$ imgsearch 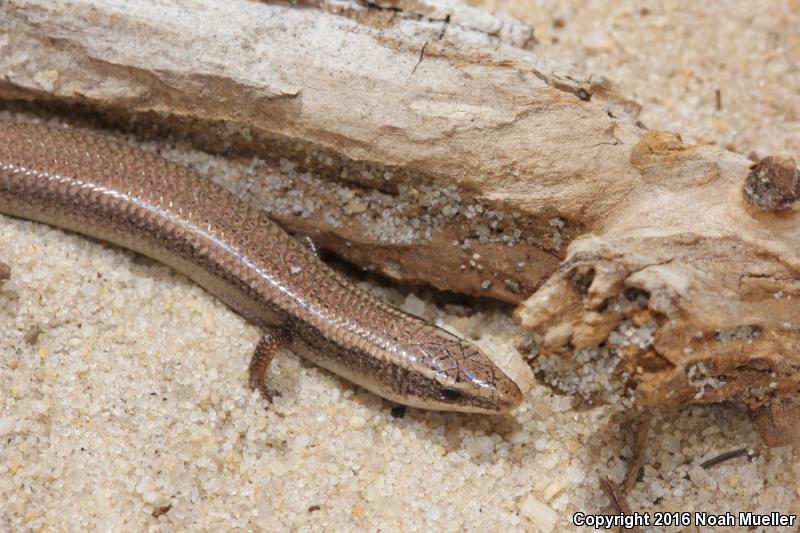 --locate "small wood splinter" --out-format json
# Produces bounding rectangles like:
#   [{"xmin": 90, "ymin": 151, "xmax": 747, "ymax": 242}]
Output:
[
  {"xmin": 597, "ymin": 416, "xmax": 650, "ymax": 533},
  {"xmin": 623, "ymin": 416, "xmax": 651, "ymax": 493},
  {"xmin": 599, "ymin": 476, "xmax": 641, "ymax": 533},
  {"xmin": 248, "ymin": 326, "xmax": 293, "ymax": 401},
  {"xmin": 700, "ymin": 448, "xmax": 751, "ymax": 469}
]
